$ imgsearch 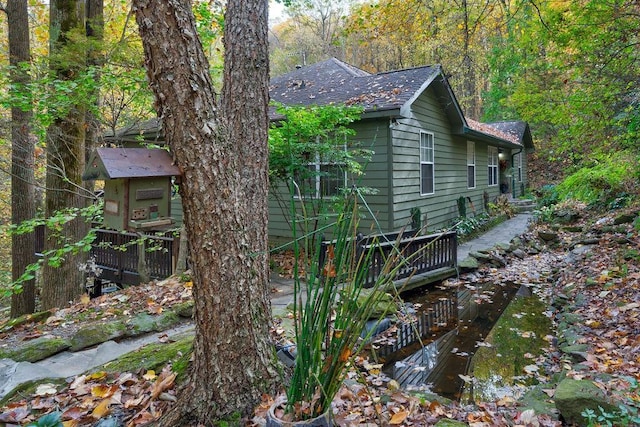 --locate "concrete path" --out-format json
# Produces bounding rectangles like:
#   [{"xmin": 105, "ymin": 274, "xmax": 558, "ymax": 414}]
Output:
[{"xmin": 0, "ymin": 213, "xmax": 532, "ymax": 400}]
